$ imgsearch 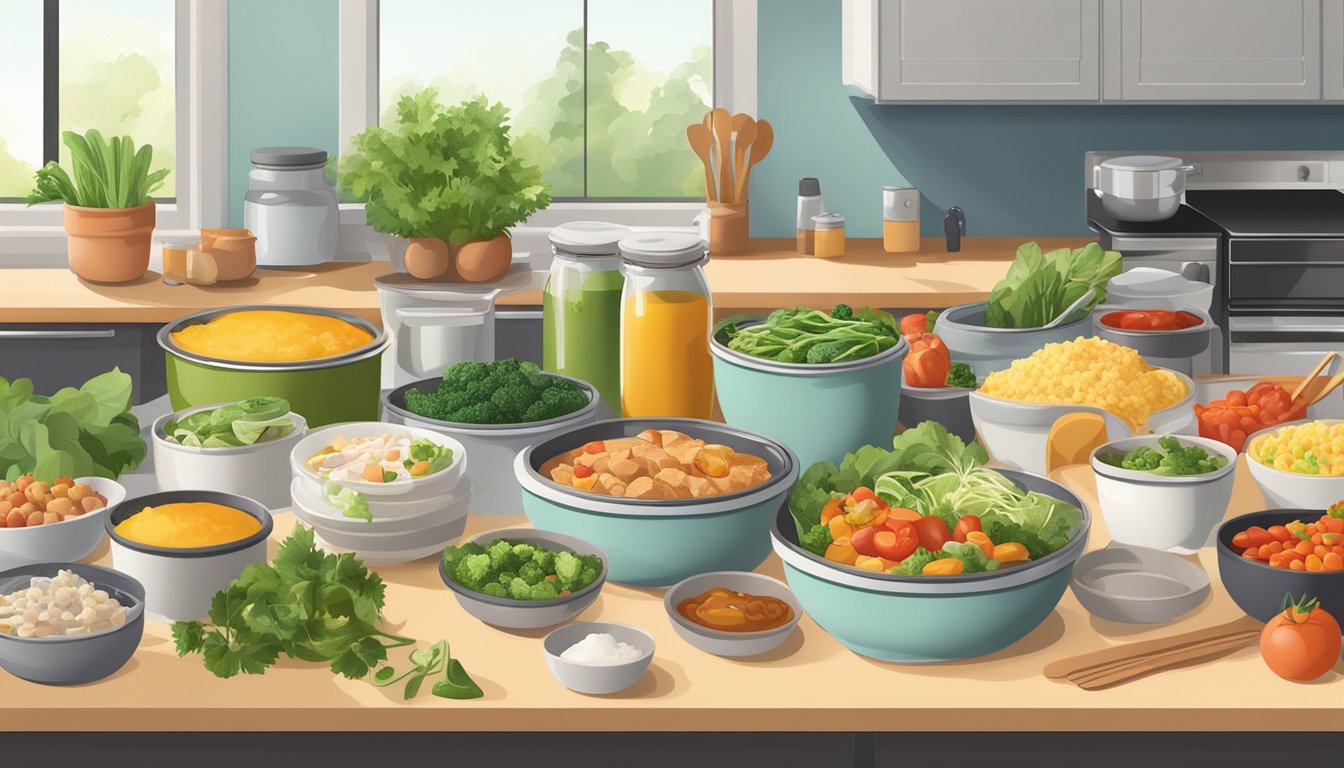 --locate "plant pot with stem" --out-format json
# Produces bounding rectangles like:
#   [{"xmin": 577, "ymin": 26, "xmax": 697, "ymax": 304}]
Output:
[{"xmin": 28, "ymin": 130, "xmax": 169, "ymax": 284}]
